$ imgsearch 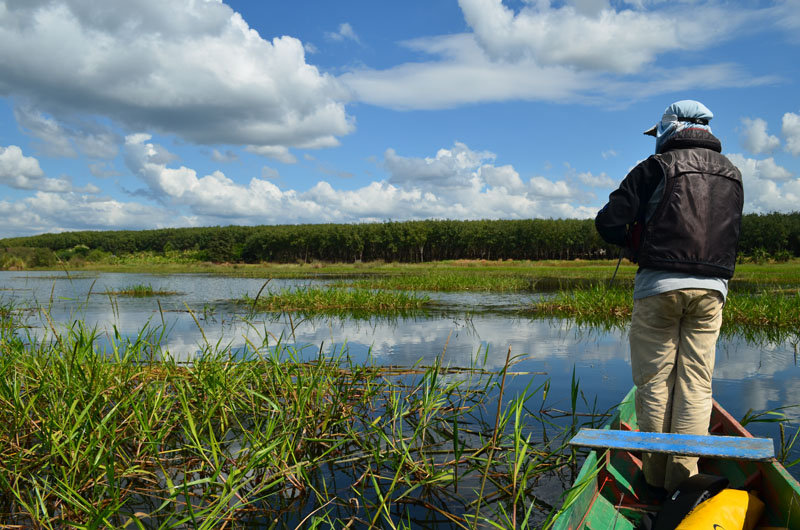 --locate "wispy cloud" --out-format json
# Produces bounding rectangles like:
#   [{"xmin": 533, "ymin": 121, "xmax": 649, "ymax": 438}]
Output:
[
  {"xmin": 326, "ymin": 22, "xmax": 361, "ymax": 44},
  {"xmin": 601, "ymin": 149, "xmax": 618, "ymax": 159},
  {"xmin": 211, "ymin": 149, "xmax": 240, "ymax": 163},
  {"xmin": 341, "ymin": 1, "xmax": 776, "ymax": 110}
]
